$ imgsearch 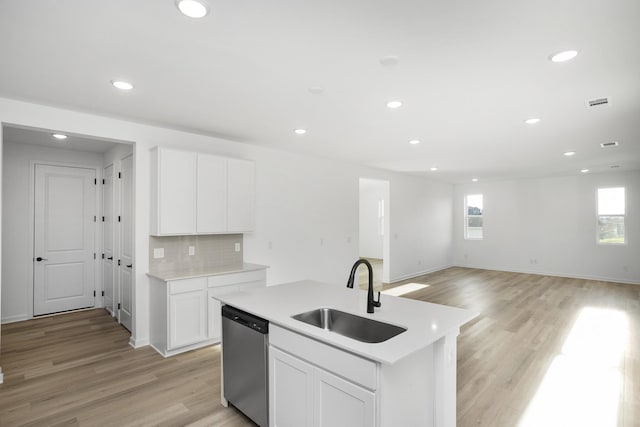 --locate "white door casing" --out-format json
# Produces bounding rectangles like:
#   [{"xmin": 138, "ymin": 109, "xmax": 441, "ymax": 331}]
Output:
[
  {"xmin": 33, "ymin": 164, "xmax": 97, "ymax": 316},
  {"xmin": 102, "ymin": 164, "xmax": 115, "ymax": 315},
  {"xmin": 118, "ymin": 154, "xmax": 133, "ymax": 331}
]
